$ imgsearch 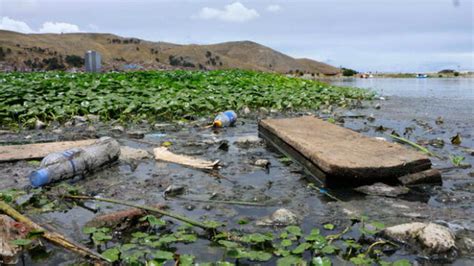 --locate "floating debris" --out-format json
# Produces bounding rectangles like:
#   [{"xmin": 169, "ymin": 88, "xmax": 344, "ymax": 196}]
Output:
[
  {"xmin": 450, "ymin": 133, "xmax": 462, "ymax": 145},
  {"xmin": 163, "ymin": 185, "xmax": 185, "ymax": 198},
  {"xmin": 153, "ymin": 147, "xmax": 219, "ymax": 170},
  {"xmin": 254, "ymin": 159, "xmax": 270, "ymax": 168}
]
